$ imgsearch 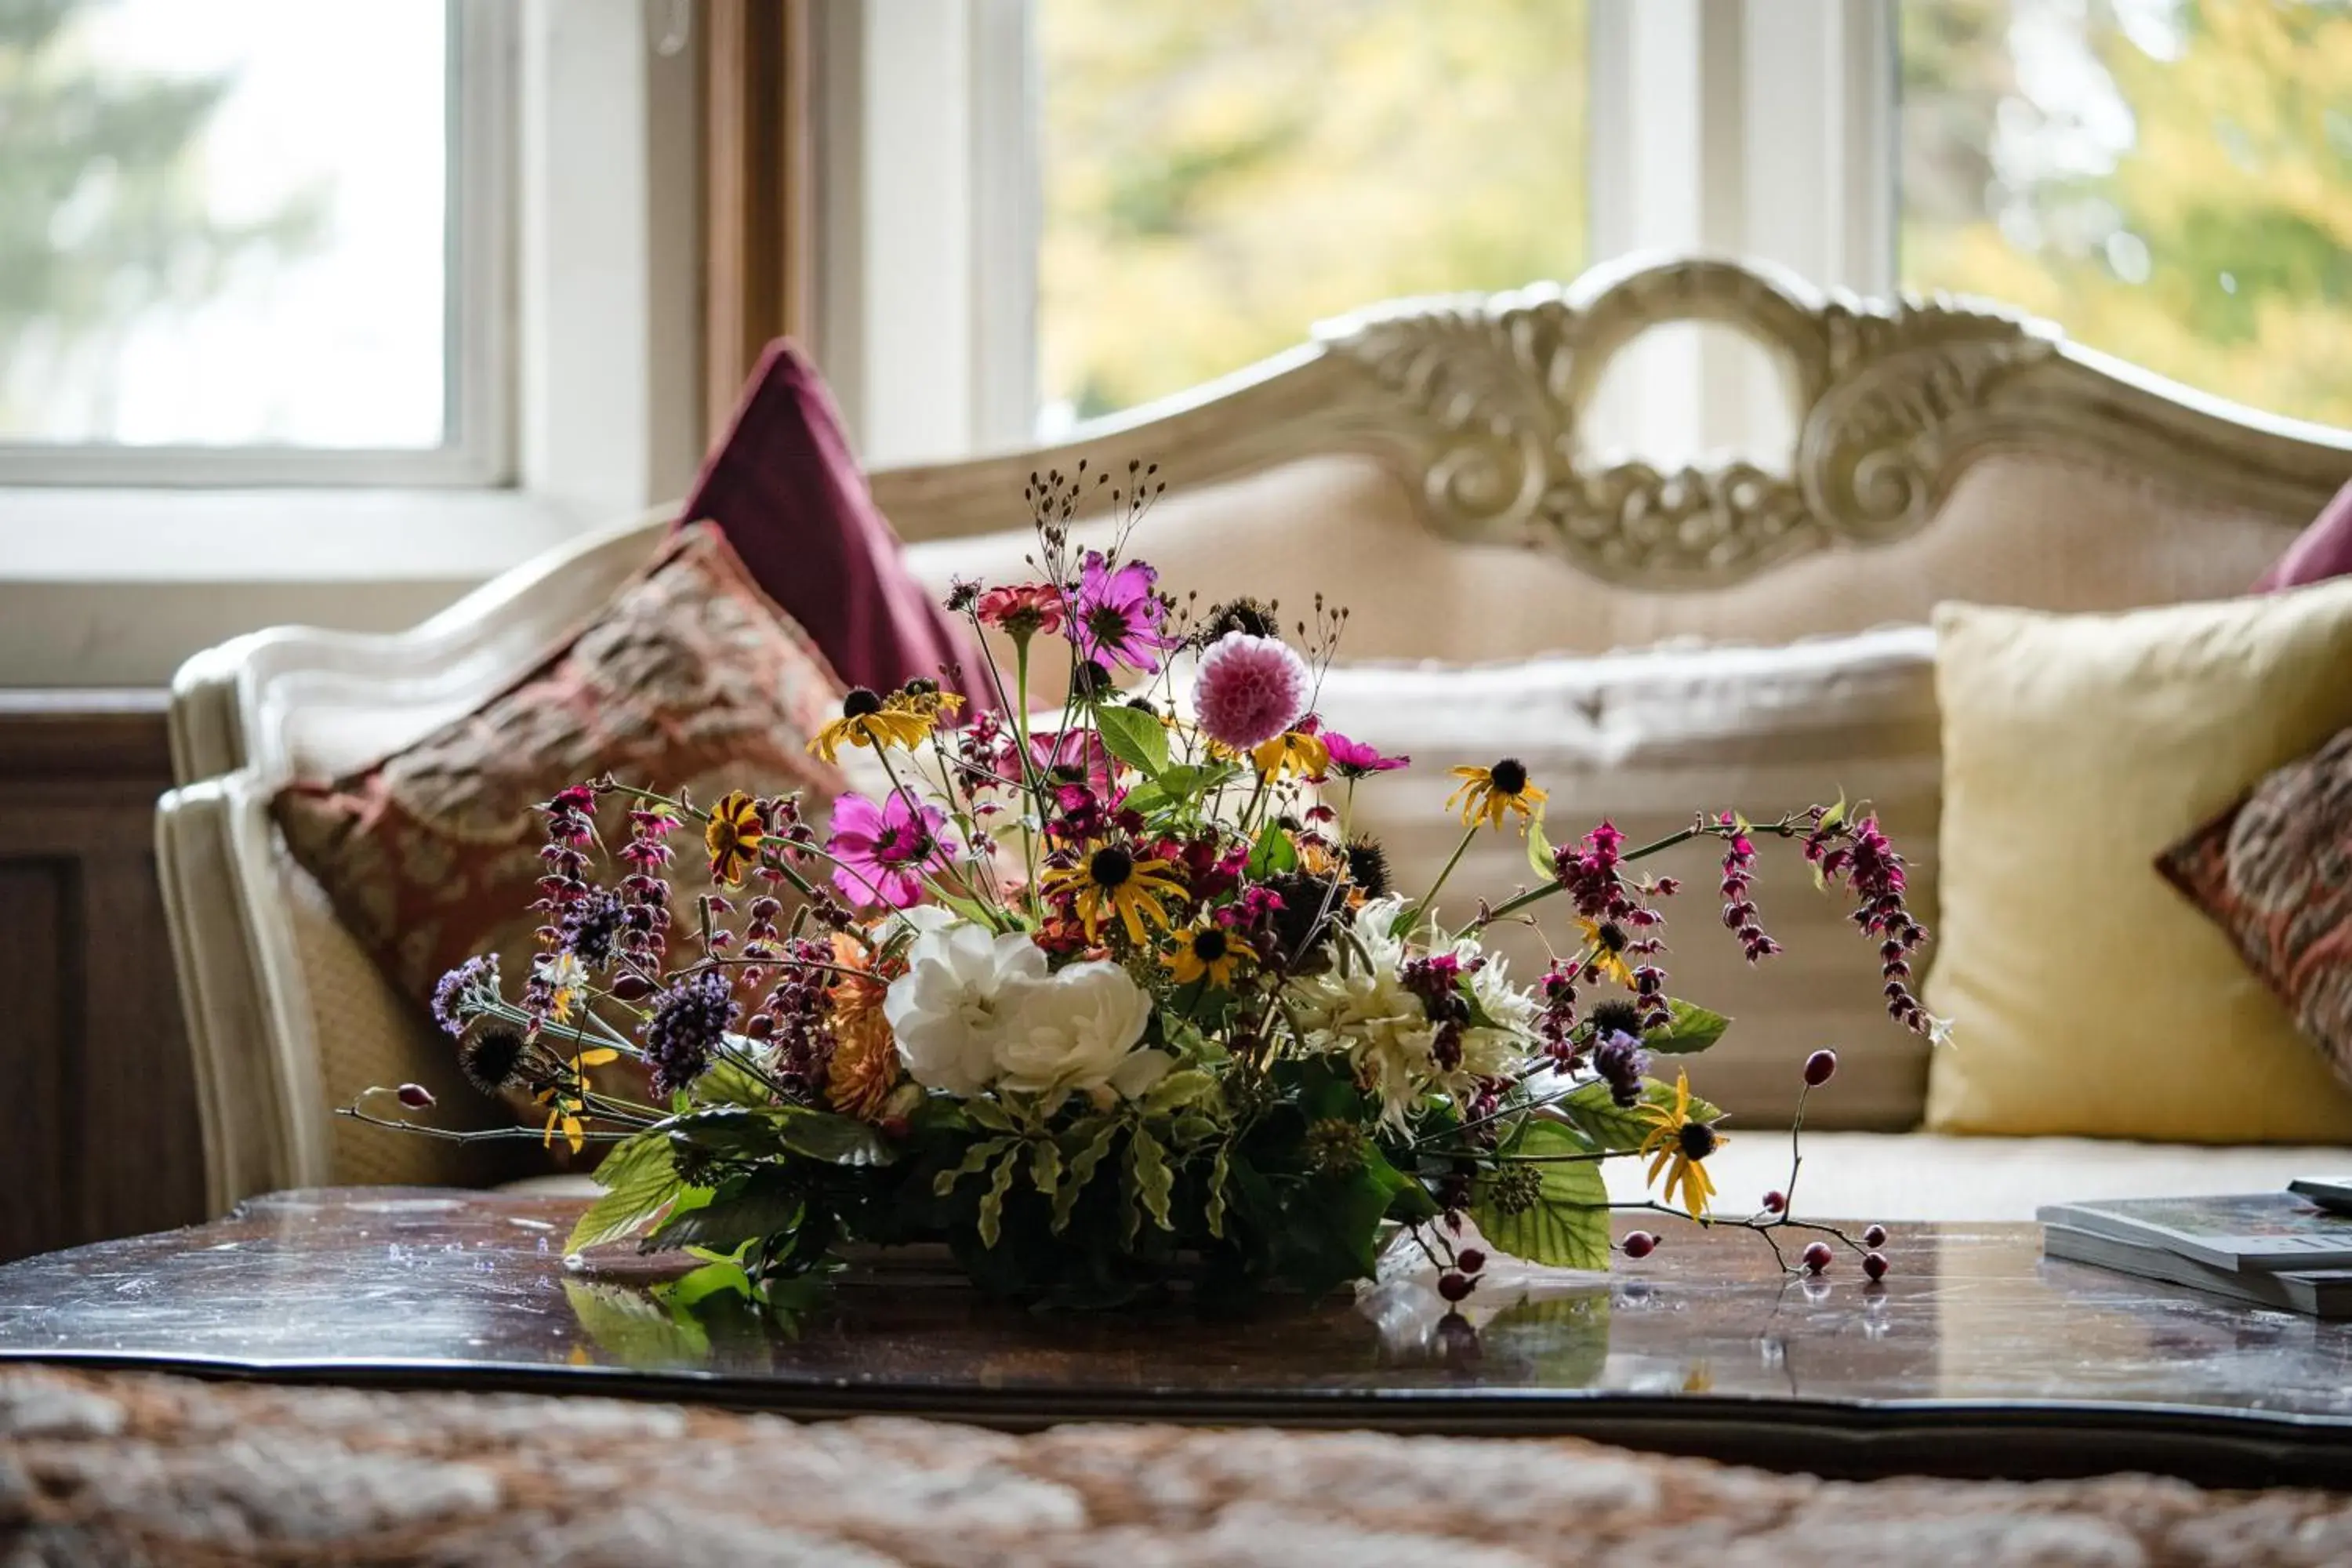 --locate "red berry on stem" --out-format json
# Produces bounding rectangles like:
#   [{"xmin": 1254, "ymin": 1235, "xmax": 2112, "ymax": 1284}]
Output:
[
  {"xmin": 1862, "ymin": 1224, "xmax": 1887, "ymax": 1248},
  {"xmin": 1801, "ymin": 1240, "xmax": 1834, "ymax": 1274},
  {"xmin": 1439, "ymin": 1272, "xmax": 1475, "ymax": 1302},
  {"xmin": 1621, "ymin": 1231, "xmax": 1657, "ymax": 1259},
  {"xmin": 1762, "ymin": 1190, "xmax": 1786, "ymax": 1214},
  {"xmin": 1863, "ymin": 1250, "xmax": 1889, "ymax": 1281},
  {"xmin": 1803, "ymin": 1049, "xmax": 1838, "ymax": 1087},
  {"xmin": 1456, "ymin": 1248, "xmax": 1487, "ymax": 1276}
]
